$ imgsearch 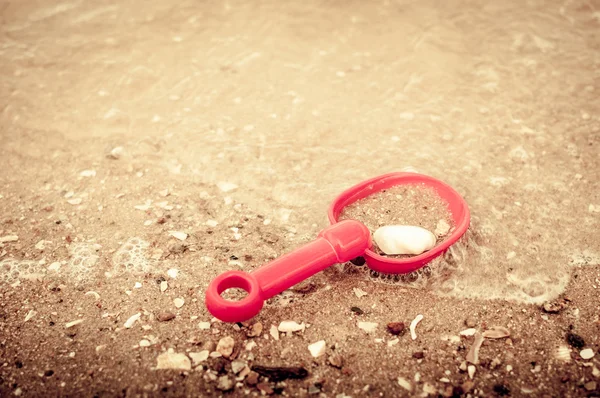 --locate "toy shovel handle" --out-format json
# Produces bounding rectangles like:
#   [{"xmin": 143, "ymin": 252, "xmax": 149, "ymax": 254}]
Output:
[{"xmin": 205, "ymin": 220, "xmax": 371, "ymax": 322}]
